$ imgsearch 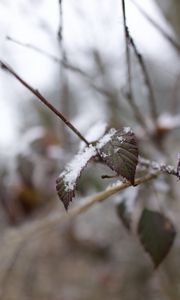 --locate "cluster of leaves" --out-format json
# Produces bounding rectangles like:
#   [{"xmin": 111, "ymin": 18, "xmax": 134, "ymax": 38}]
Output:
[
  {"xmin": 56, "ymin": 127, "xmax": 138, "ymax": 209},
  {"xmin": 56, "ymin": 126, "xmax": 176, "ymax": 268}
]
